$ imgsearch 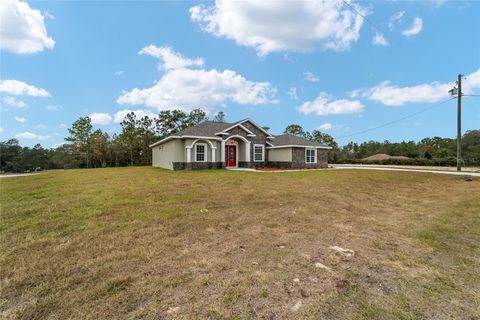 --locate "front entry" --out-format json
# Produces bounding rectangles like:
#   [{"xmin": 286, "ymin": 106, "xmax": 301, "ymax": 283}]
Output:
[{"xmin": 225, "ymin": 145, "xmax": 237, "ymax": 168}]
